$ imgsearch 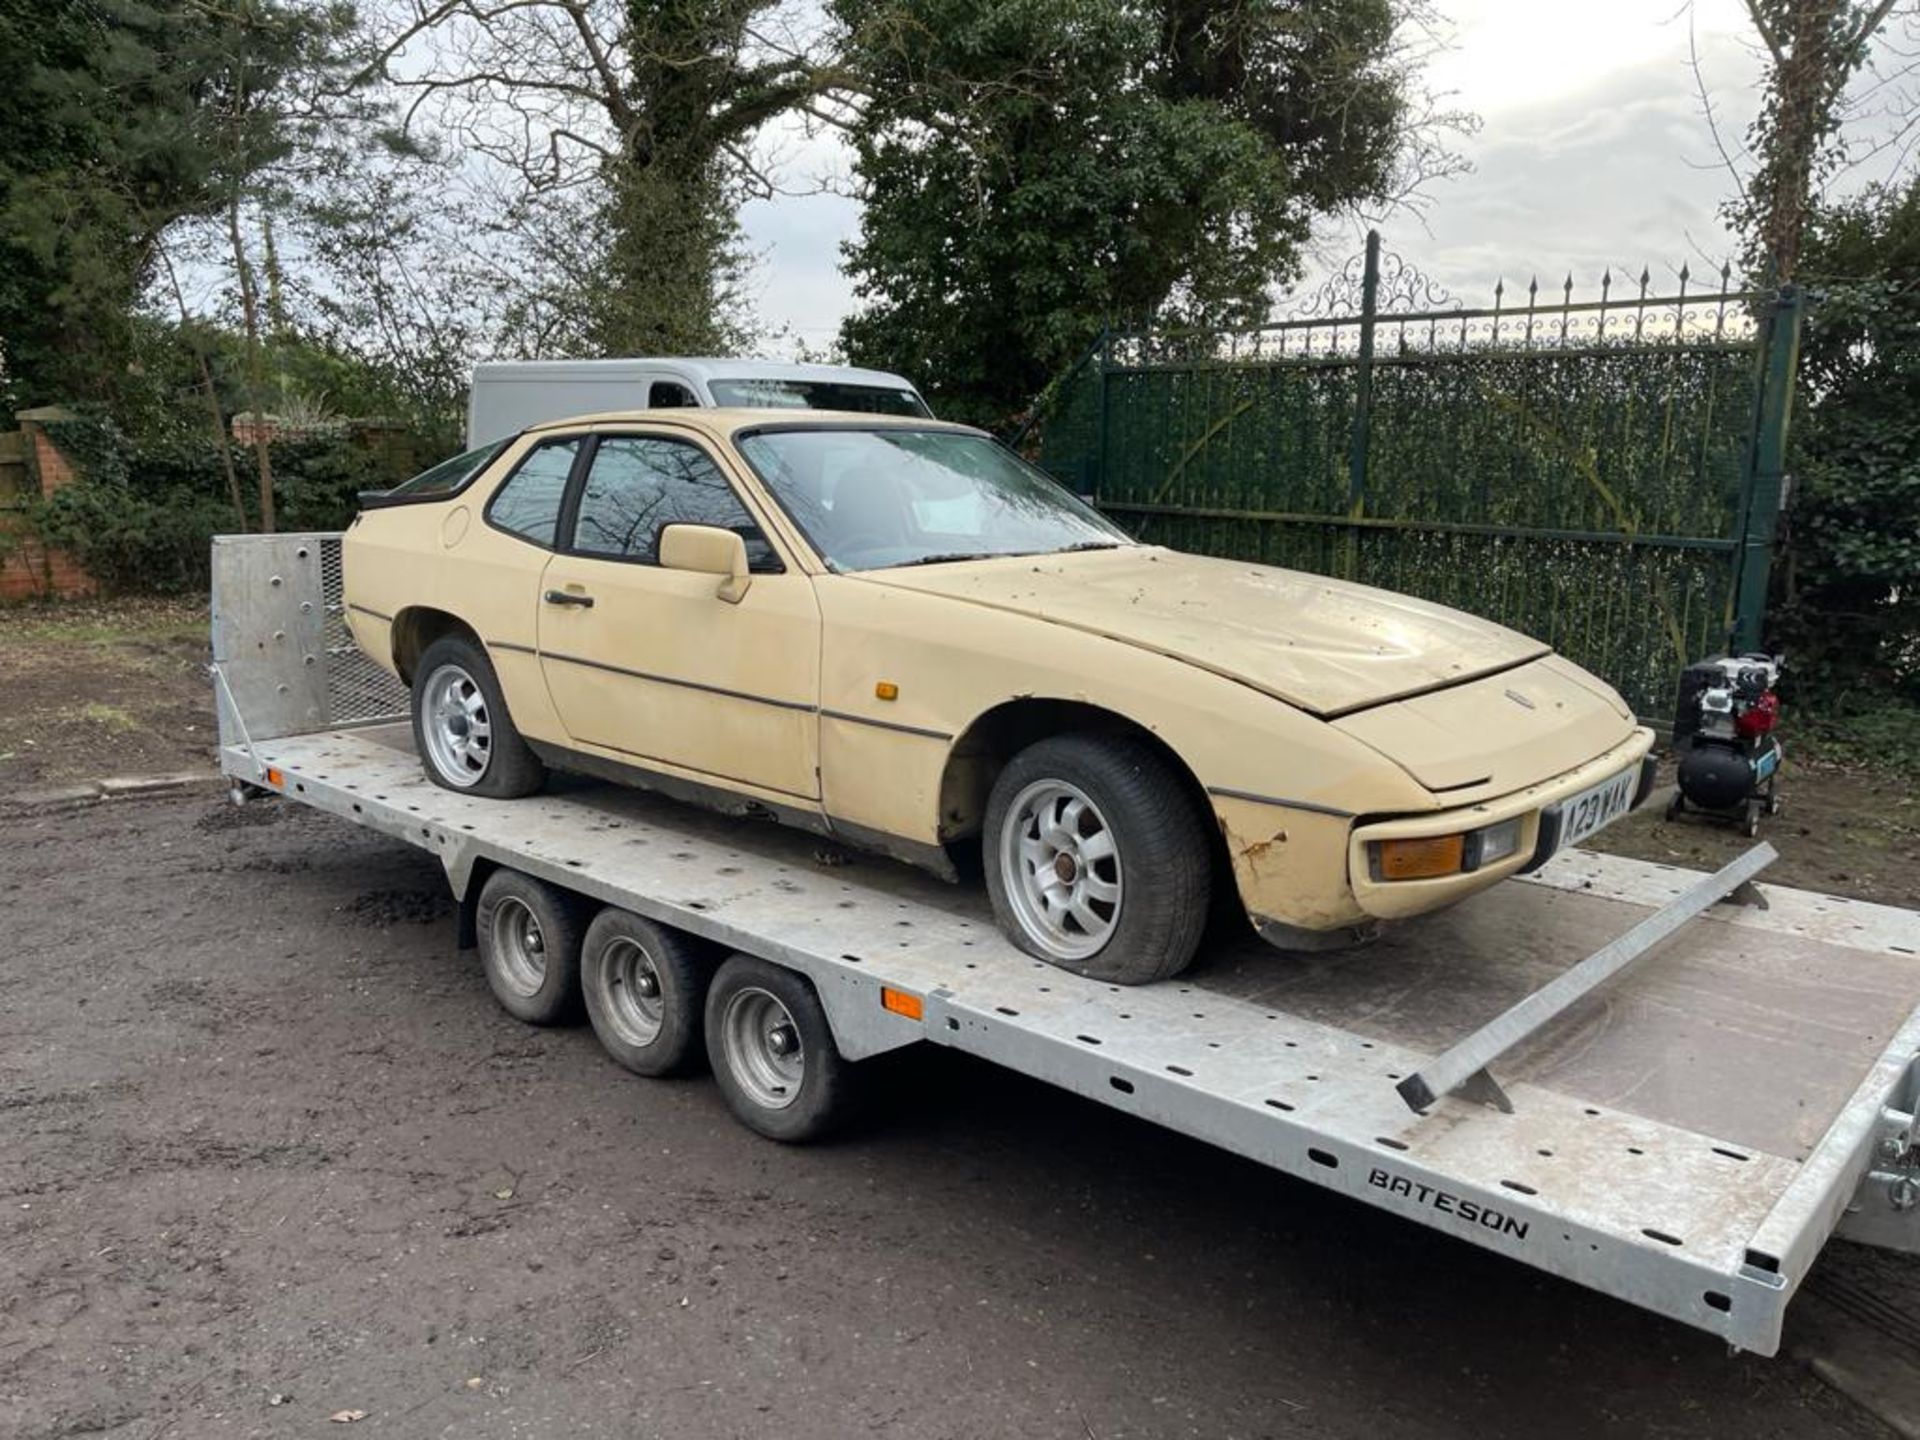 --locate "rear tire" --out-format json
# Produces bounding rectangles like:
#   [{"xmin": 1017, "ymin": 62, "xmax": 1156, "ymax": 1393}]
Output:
[
  {"xmin": 412, "ymin": 634, "xmax": 545, "ymax": 798},
  {"xmin": 704, "ymin": 955, "xmax": 854, "ymax": 1143},
  {"xmin": 984, "ymin": 733, "xmax": 1212, "ymax": 985},
  {"xmin": 475, "ymin": 868, "xmax": 583, "ymax": 1025},
  {"xmin": 581, "ymin": 908, "xmax": 712, "ymax": 1076}
]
